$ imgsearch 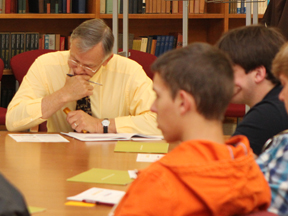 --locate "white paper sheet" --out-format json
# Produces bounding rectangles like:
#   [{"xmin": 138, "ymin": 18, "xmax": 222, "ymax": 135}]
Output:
[
  {"xmin": 9, "ymin": 134, "xmax": 69, "ymax": 142},
  {"xmin": 67, "ymin": 187, "xmax": 125, "ymax": 205},
  {"xmin": 136, "ymin": 153, "xmax": 164, "ymax": 162}
]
